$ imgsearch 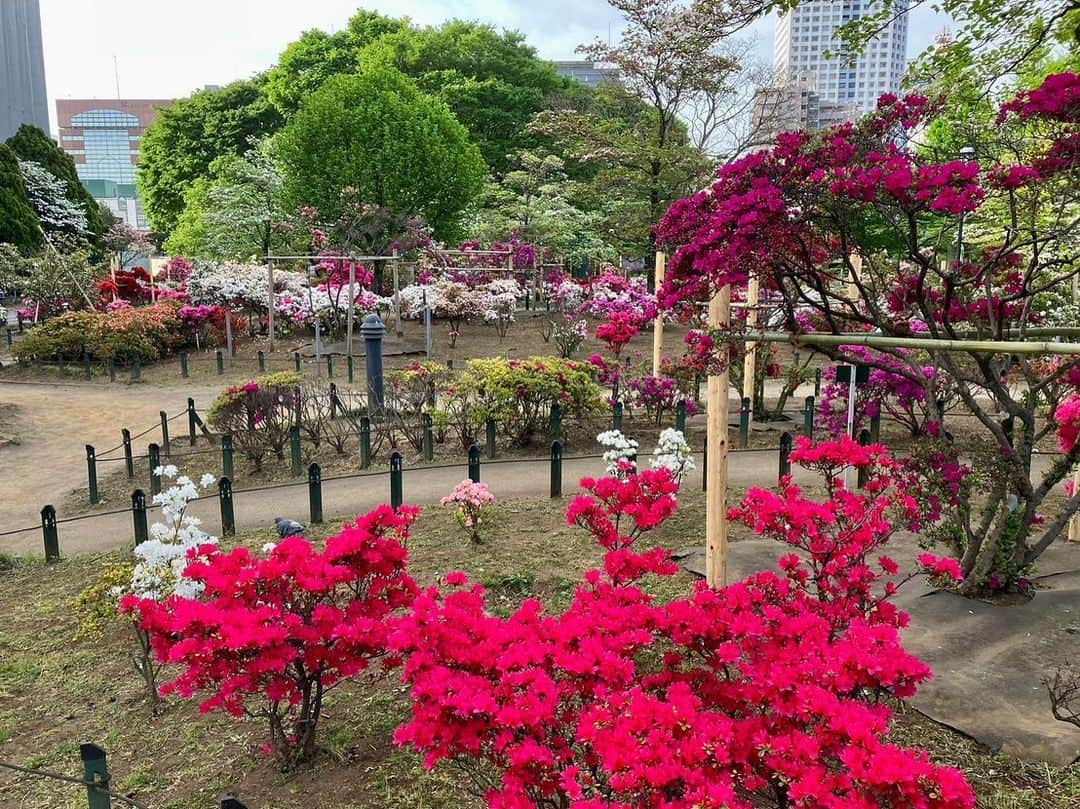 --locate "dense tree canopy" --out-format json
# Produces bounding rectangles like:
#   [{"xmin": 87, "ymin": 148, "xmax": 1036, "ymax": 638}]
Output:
[
  {"xmin": 274, "ymin": 66, "xmax": 486, "ymax": 241},
  {"xmin": 137, "ymin": 80, "xmax": 284, "ymax": 235},
  {"xmin": 6, "ymin": 124, "xmax": 112, "ymax": 242},
  {"xmin": 0, "ymin": 144, "xmax": 42, "ymax": 252}
]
